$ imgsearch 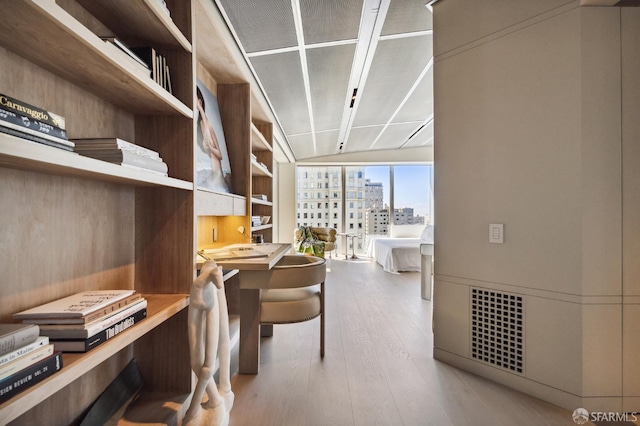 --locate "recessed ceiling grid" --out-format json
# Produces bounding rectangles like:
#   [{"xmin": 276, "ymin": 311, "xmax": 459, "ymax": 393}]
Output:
[{"xmin": 215, "ymin": 0, "xmax": 434, "ymax": 160}]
